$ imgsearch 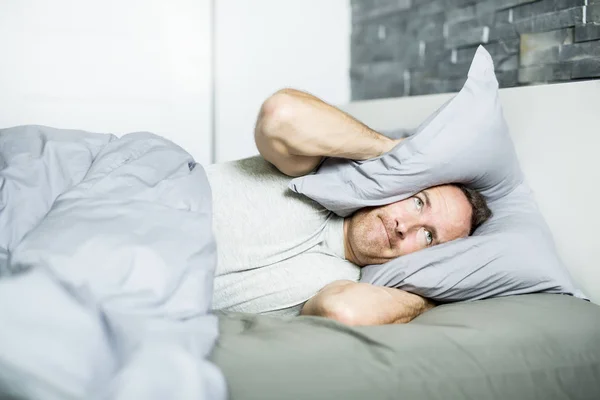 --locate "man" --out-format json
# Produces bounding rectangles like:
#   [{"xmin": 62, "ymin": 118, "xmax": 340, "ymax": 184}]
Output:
[{"xmin": 207, "ymin": 89, "xmax": 491, "ymax": 326}]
